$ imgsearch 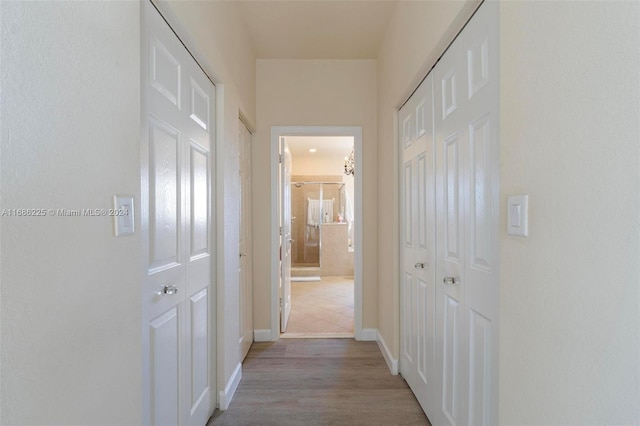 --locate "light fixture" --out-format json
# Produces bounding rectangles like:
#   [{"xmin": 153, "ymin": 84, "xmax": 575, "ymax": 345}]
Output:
[
  {"xmin": 344, "ymin": 147, "xmax": 354, "ymax": 176},
  {"xmin": 309, "ymin": 148, "xmax": 317, "ymax": 153}
]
